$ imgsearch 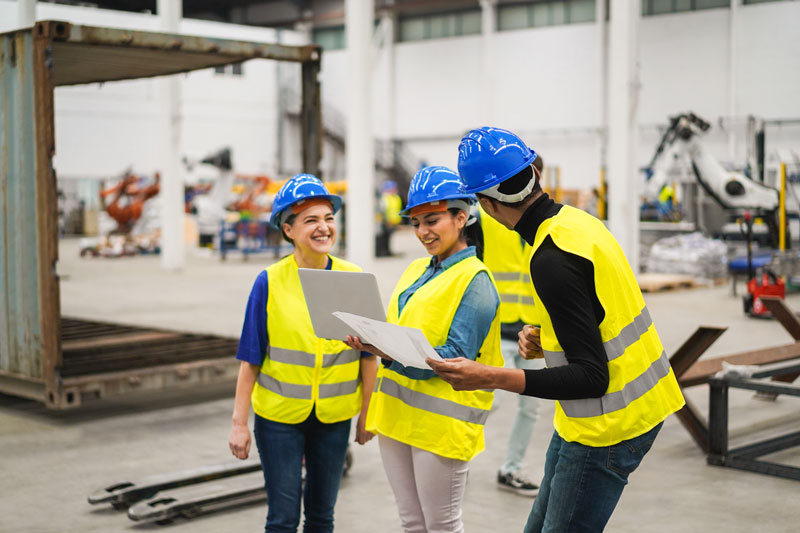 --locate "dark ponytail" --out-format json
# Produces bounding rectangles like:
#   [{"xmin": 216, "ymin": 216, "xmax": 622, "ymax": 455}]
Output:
[{"xmin": 448, "ymin": 208, "xmax": 485, "ymax": 261}]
